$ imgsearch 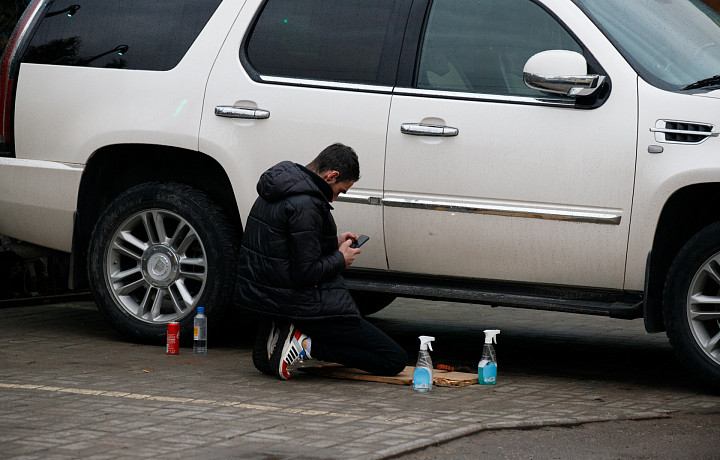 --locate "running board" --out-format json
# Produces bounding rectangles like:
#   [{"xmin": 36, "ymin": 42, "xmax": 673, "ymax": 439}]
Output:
[{"xmin": 344, "ymin": 270, "xmax": 643, "ymax": 319}]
